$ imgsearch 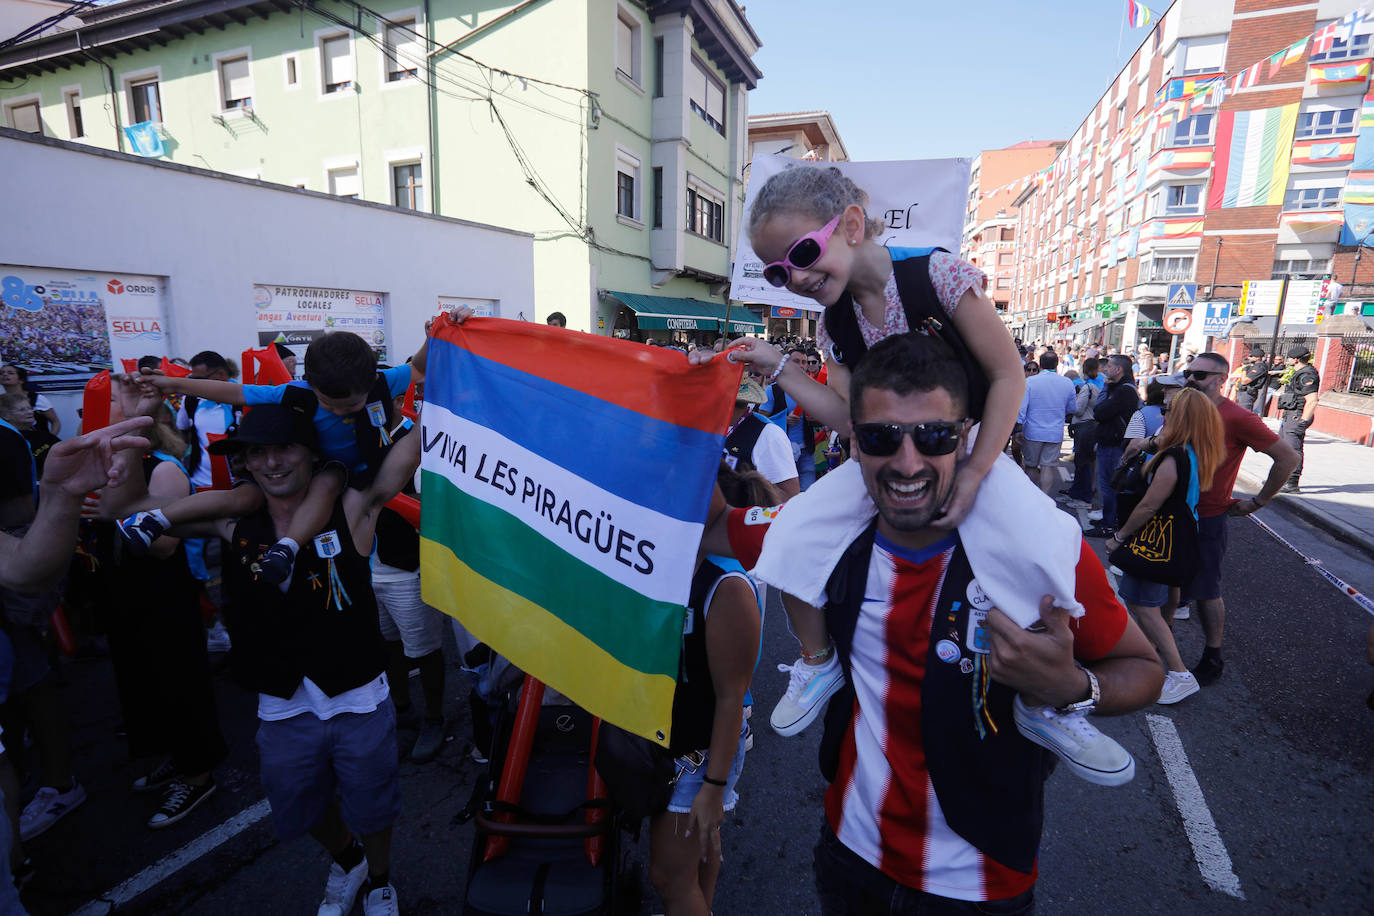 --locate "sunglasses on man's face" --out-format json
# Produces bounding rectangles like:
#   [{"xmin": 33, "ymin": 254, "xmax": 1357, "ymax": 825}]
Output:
[
  {"xmin": 762, "ymin": 214, "xmax": 843, "ymax": 288},
  {"xmin": 1183, "ymin": 369, "xmax": 1220, "ymax": 381},
  {"xmin": 852, "ymin": 421, "xmax": 963, "ymax": 458}
]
